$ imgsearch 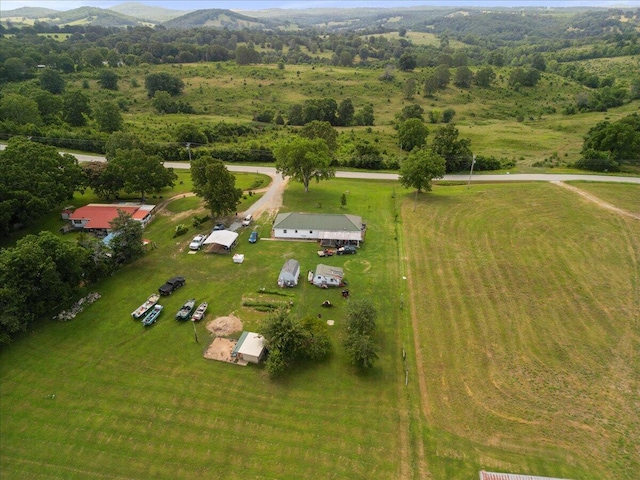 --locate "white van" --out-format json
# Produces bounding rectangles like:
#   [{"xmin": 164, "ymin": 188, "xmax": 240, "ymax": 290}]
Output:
[{"xmin": 242, "ymin": 214, "xmax": 253, "ymax": 226}]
